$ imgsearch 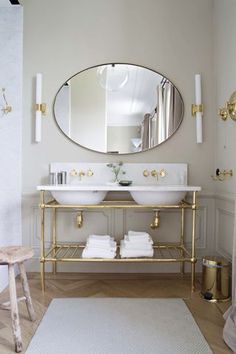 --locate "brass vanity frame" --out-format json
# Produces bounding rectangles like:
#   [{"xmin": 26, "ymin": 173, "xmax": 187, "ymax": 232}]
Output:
[{"xmin": 39, "ymin": 190, "xmax": 198, "ymax": 293}]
